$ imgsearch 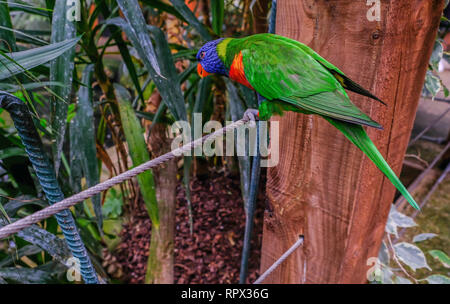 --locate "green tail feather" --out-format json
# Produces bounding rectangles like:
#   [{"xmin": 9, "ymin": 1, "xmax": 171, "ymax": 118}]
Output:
[{"xmin": 324, "ymin": 117, "xmax": 420, "ymax": 210}]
